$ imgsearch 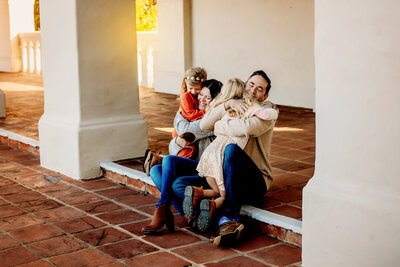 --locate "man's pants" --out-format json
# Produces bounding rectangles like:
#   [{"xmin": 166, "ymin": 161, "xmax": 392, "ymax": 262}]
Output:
[
  {"xmin": 172, "ymin": 144, "xmax": 267, "ymax": 220},
  {"xmin": 221, "ymin": 144, "xmax": 267, "ymax": 219}
]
